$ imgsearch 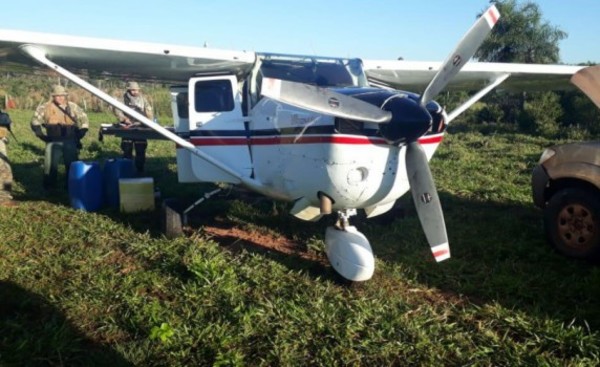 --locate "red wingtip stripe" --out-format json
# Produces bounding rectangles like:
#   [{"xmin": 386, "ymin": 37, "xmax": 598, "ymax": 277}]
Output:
[
  {"xmin": 431, "ymin": 243, "xmax": 450, "ymax": 262},
  {"xmin": 433, "ymin": 249, "xmax": 449, "ymax": 258}
]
